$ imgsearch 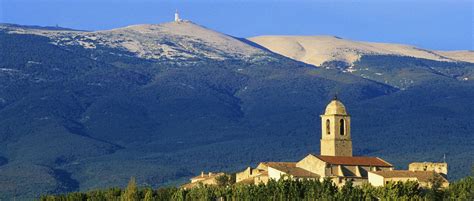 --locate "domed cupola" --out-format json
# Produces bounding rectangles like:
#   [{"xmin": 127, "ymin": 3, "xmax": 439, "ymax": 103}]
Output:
[{"xmin": 324, "ymin": 97, "xmax": 347, "ymax": 115}]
